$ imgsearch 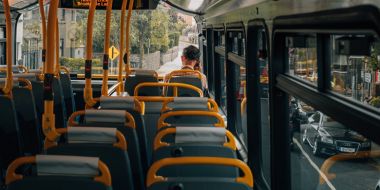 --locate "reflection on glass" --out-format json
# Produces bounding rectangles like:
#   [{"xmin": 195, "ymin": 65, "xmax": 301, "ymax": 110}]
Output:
[
  {"xmin": 331, "ymin": 35, "xmax": 380, "ymax": 110},
  {"xmin": 289, "ymin": 97, "xmax": 379, "ymax": 190},
  {"xmin": 219, "ymin": 55, "xmax": 227, "ymax": 113},
  {"xmin": 287, "ymin": 36, "xmax": 317, "ymax": 85}
]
